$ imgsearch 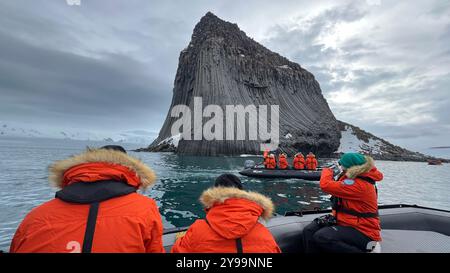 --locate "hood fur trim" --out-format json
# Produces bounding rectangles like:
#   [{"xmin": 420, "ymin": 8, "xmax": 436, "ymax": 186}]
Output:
[
  {"xmin": 200, "ymin": 187, "xmax": 275, "ymax": 220},
  {"xmin": 49, "ymin": 148, "xmax": 156, "ymax": 189},
  {"xmin": 345, "ymin": 156, "xmax": 374, "ymax": 179}
]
